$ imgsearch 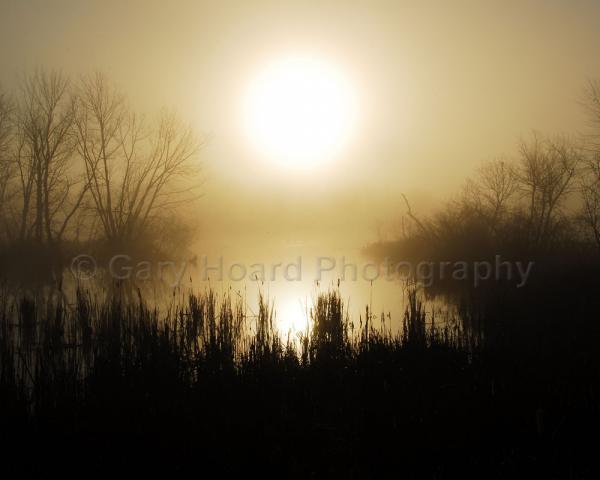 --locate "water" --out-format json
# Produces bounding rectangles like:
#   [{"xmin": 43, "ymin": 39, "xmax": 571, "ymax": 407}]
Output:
[
  {"xmin": 180, "ymin": 239, "xmax": 442, "ymax": 336},
  {"xmin": 5, "ymin": 234, "xmax": 458, "ymax": 337}
]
